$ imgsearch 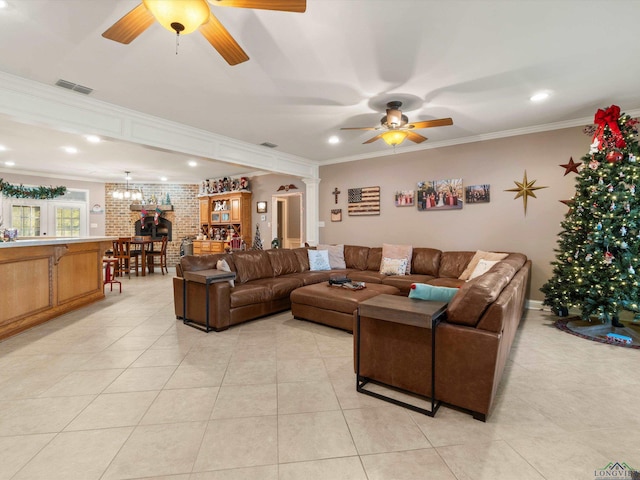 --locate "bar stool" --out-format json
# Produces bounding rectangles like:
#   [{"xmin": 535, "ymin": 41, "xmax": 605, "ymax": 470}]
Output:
[{"xmin": 103, "ymin": 257, "xmax": 121, "ymax": 293}]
